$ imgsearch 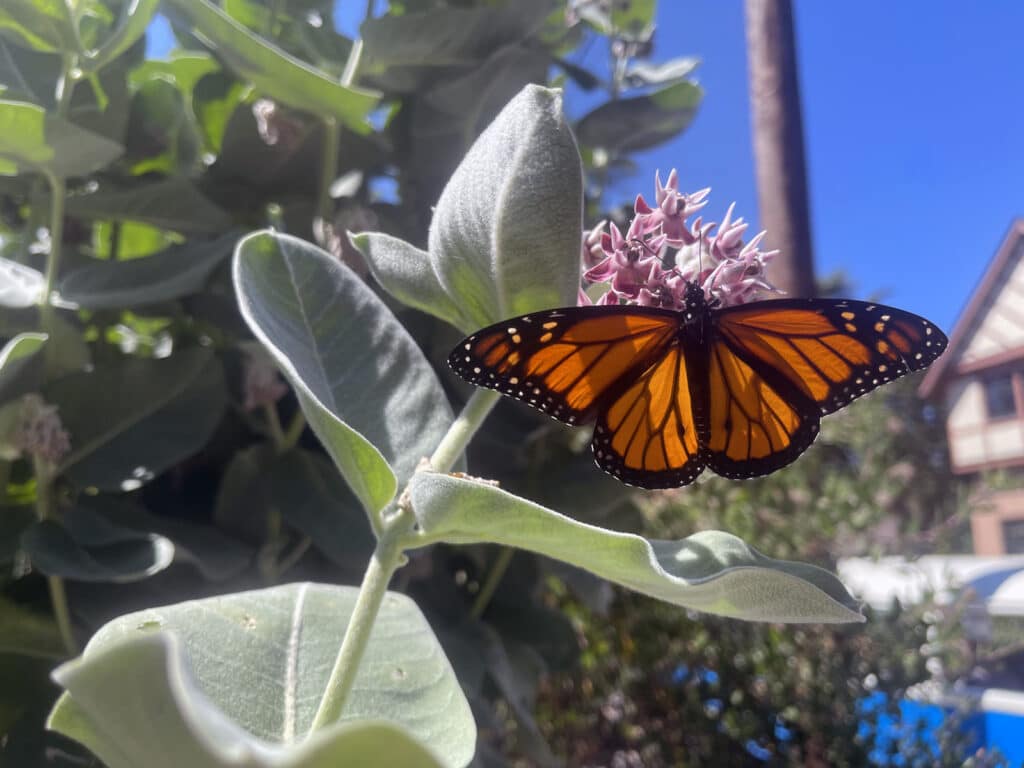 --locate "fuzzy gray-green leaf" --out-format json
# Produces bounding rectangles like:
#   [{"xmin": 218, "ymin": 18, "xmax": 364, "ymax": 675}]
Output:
[
  {"xmin": 427, "ymin": 85, "xmax": 582, "ymax": 333},
  {"xmin": 48, "ymin": 584, "xmax": 473, "ymax": 767},
  {"xmin": 409, "ymin": 473, "xmax": 864, "ymax": 624},
  {"xmin": 234, "ymin": 230, "xmax": 457, "ymax": 520}
]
